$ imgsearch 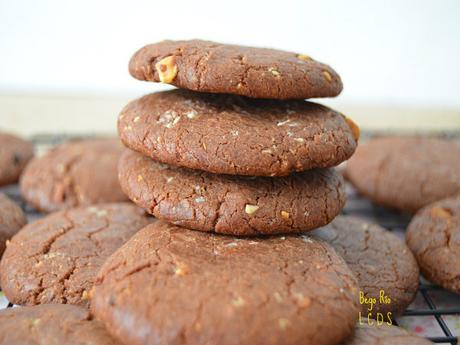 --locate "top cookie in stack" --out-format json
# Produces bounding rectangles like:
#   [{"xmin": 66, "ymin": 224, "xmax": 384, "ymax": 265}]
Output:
[{"xmin": 118, "ymin": 39, "xmax": 359, "ymax": 235}]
